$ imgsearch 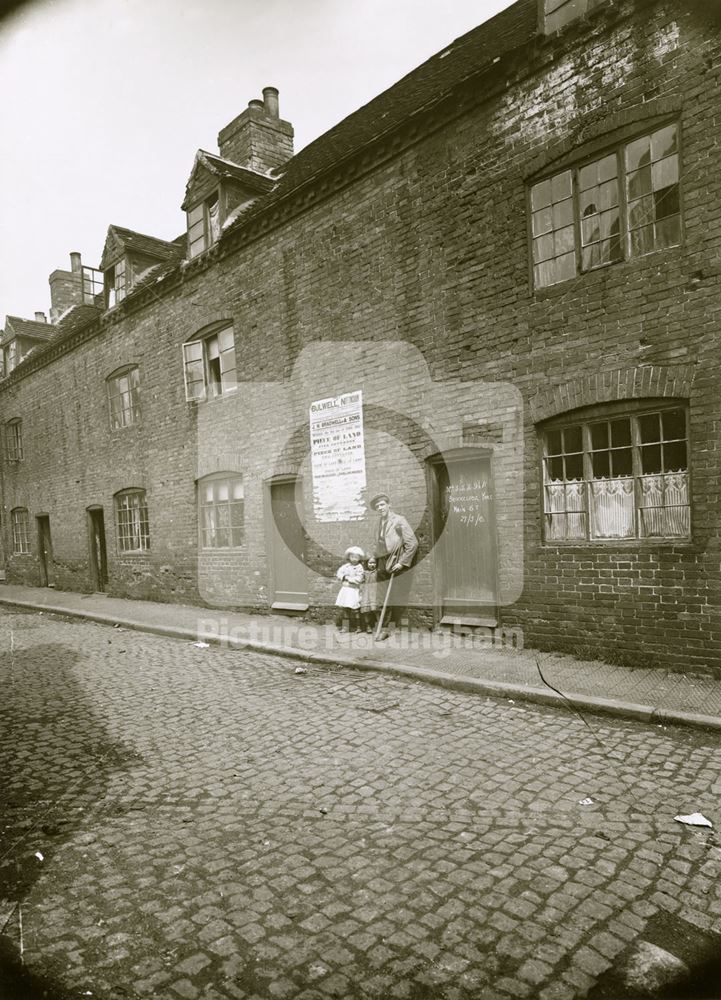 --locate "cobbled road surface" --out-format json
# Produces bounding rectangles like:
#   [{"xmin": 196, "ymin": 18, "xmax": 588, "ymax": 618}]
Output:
[{"xmin": 1, "ymin": 608, "xmax": 720, "ymax": 1000}]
